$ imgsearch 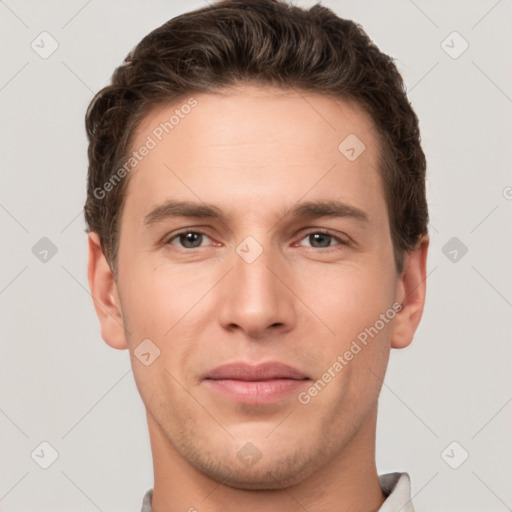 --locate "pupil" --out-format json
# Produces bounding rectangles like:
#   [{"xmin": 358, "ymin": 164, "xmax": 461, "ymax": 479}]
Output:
[
  {"xmin": 311, "ymin": 233, "xmax": 330, "ymax": 247},
  {"xmin": 181, "ymin": 232, "xmax": 201, "ymax": 248}
]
